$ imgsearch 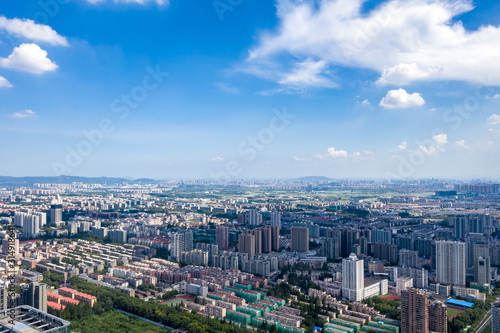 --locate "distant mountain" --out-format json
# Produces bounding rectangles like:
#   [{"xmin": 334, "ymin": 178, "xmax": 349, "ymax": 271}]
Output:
[
  {"xmin": 0, "ymin": 176, "xmax": 158, "ymax": 186},
  {"xmin": 295, "ymin": 176, "xmax": 332, "ymax": 182}
]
